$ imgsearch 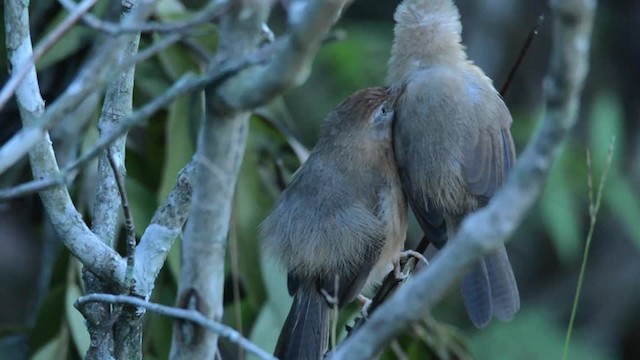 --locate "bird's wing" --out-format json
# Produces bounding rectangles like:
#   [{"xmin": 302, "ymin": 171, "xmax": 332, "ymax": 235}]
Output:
[{"xmin": 462, "ymin": 100, "xmax": 515, "ymax": 200}]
